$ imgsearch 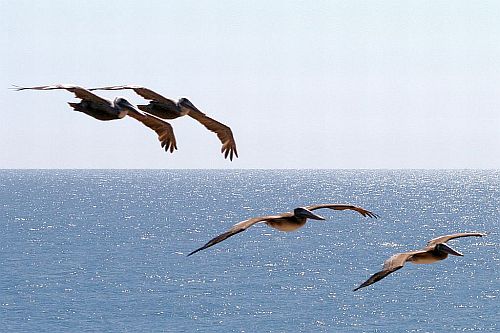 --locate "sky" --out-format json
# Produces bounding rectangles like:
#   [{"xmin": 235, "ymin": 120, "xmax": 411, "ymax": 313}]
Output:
[{"xmin": 1, "ymin": 0, "xmax": 499, "ymax": 169}]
